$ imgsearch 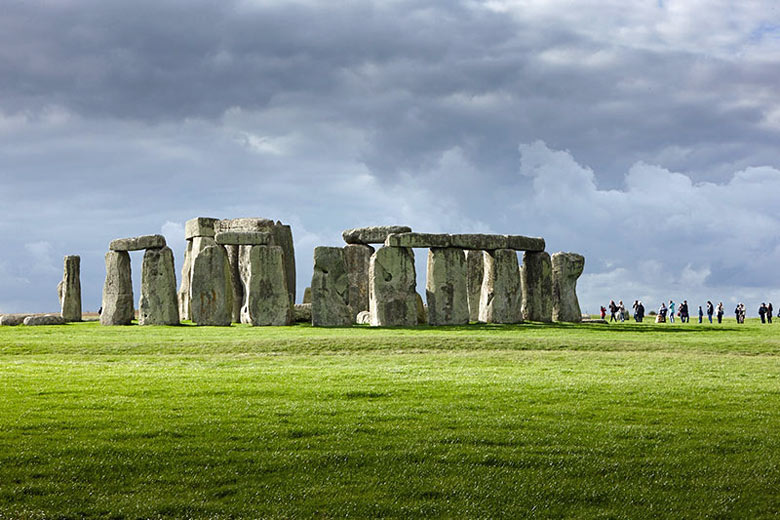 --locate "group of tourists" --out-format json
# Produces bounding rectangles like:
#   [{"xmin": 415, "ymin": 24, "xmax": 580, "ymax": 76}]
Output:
[{"xmin": 600, "ymin": 299, "xmax": 776, "ymax": 324}]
